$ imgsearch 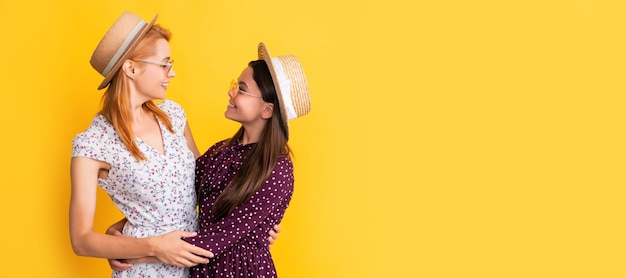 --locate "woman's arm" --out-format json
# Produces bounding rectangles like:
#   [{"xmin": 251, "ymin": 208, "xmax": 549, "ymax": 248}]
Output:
[
  {"xmin": 69, "ymin": 156, "xmax": 213, "ymax": 267},
  {"xmin": 184, "ymin": 121, "xmax": 201, "ymax": 159}
]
